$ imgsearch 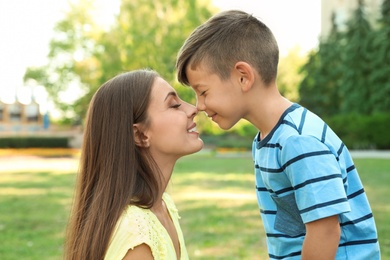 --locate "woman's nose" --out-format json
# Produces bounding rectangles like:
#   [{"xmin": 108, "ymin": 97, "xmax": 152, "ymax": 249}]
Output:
[{"xmin": 185, "ymin": 102, "xmax": 198, "ymax": 118}]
